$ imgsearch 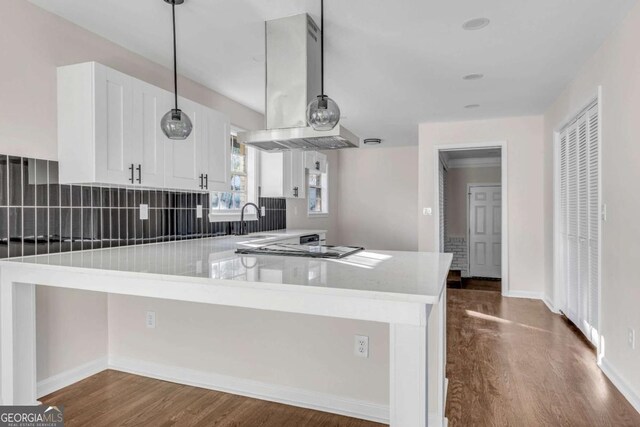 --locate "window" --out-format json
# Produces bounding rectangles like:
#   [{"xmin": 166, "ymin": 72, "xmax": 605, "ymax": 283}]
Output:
[
  {"xmin": 210, "ymin": 133, "xmax": 258, "ymax": 220},
  {"xmin": 308, "ymin": 166, "xmax": 328, "ymax": 216}
]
